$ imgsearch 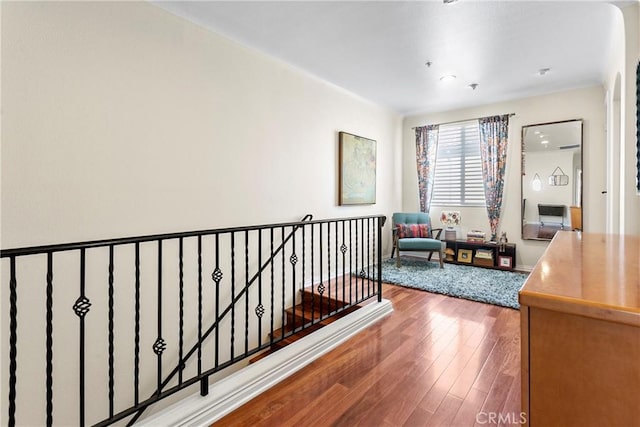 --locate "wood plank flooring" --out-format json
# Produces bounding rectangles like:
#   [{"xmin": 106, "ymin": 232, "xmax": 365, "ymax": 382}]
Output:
[{"xmin": 214, "ymin": 283, "xmax": 521, "ymax": 427}]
